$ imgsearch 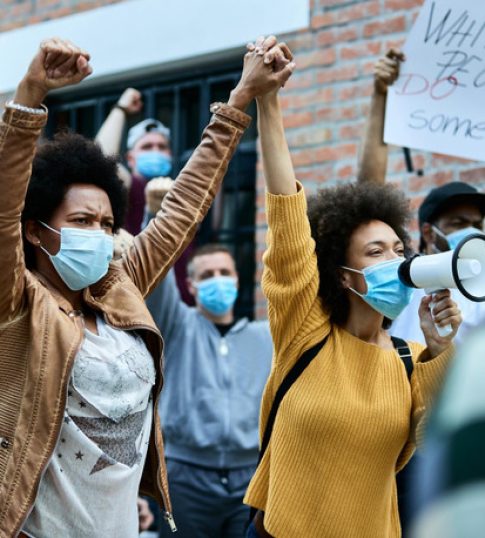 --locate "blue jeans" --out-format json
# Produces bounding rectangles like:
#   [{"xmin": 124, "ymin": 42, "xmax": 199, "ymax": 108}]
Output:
[
  {"xmin": 246, "ymin": 521, "xmax": 259, "ymax": 538},
  {"xmin": 159, "ymin": 458, "xmax": 255, "ymax": 538}
]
